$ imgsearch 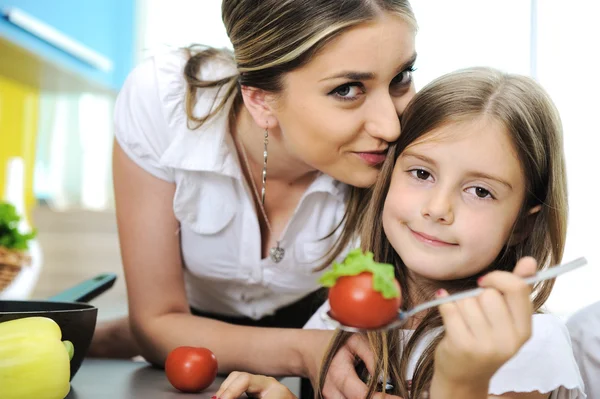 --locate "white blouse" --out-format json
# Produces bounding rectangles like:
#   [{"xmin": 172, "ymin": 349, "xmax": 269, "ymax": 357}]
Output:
[
  {"xmin": 305, "ymin": 301, "xmax": 586, "ymax": 398},
  {"xmin": 113, "ymin": 49, "xmax": 350, "ymax": 320}
]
